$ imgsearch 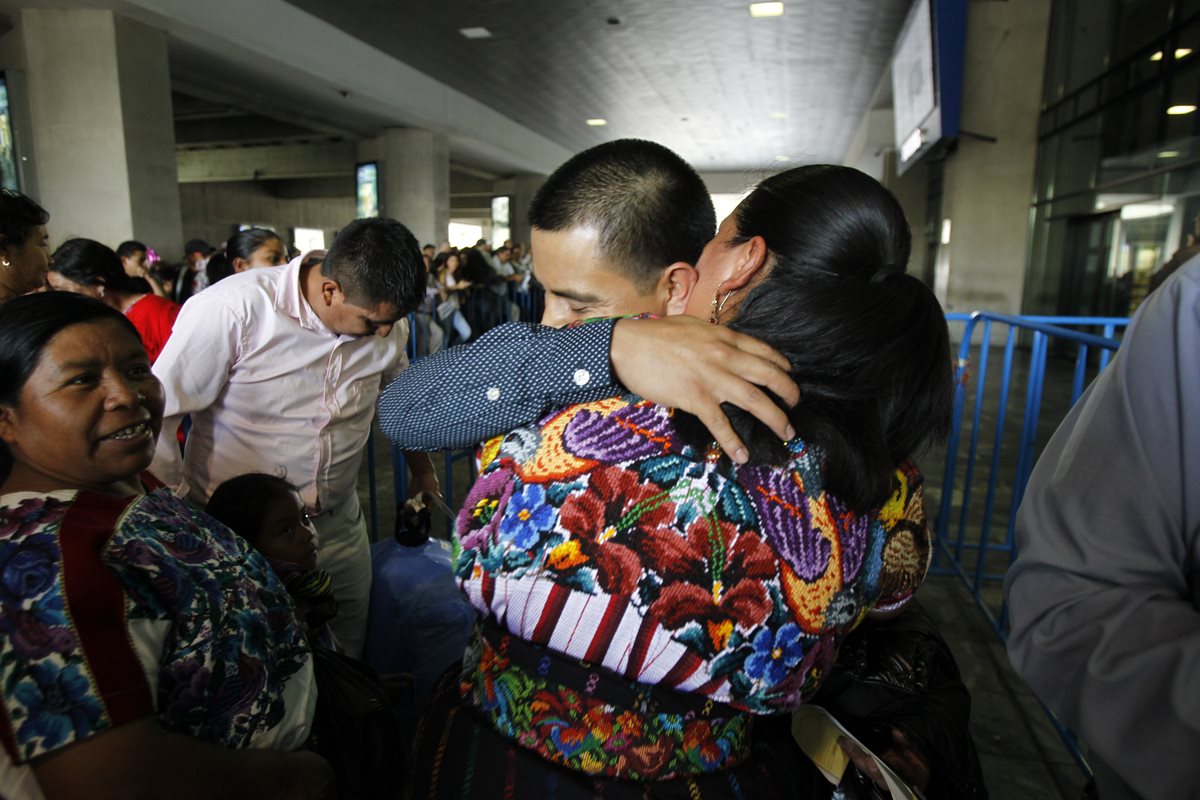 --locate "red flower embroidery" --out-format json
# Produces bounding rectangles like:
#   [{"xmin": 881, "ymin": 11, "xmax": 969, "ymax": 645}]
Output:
[
  {"xmin": 643, "ymin": 517, "xmax": 776, "ymax": 650},
  {"xmin": 556, "ymin": 465, "xmax": 675, "ymax": 595}
]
